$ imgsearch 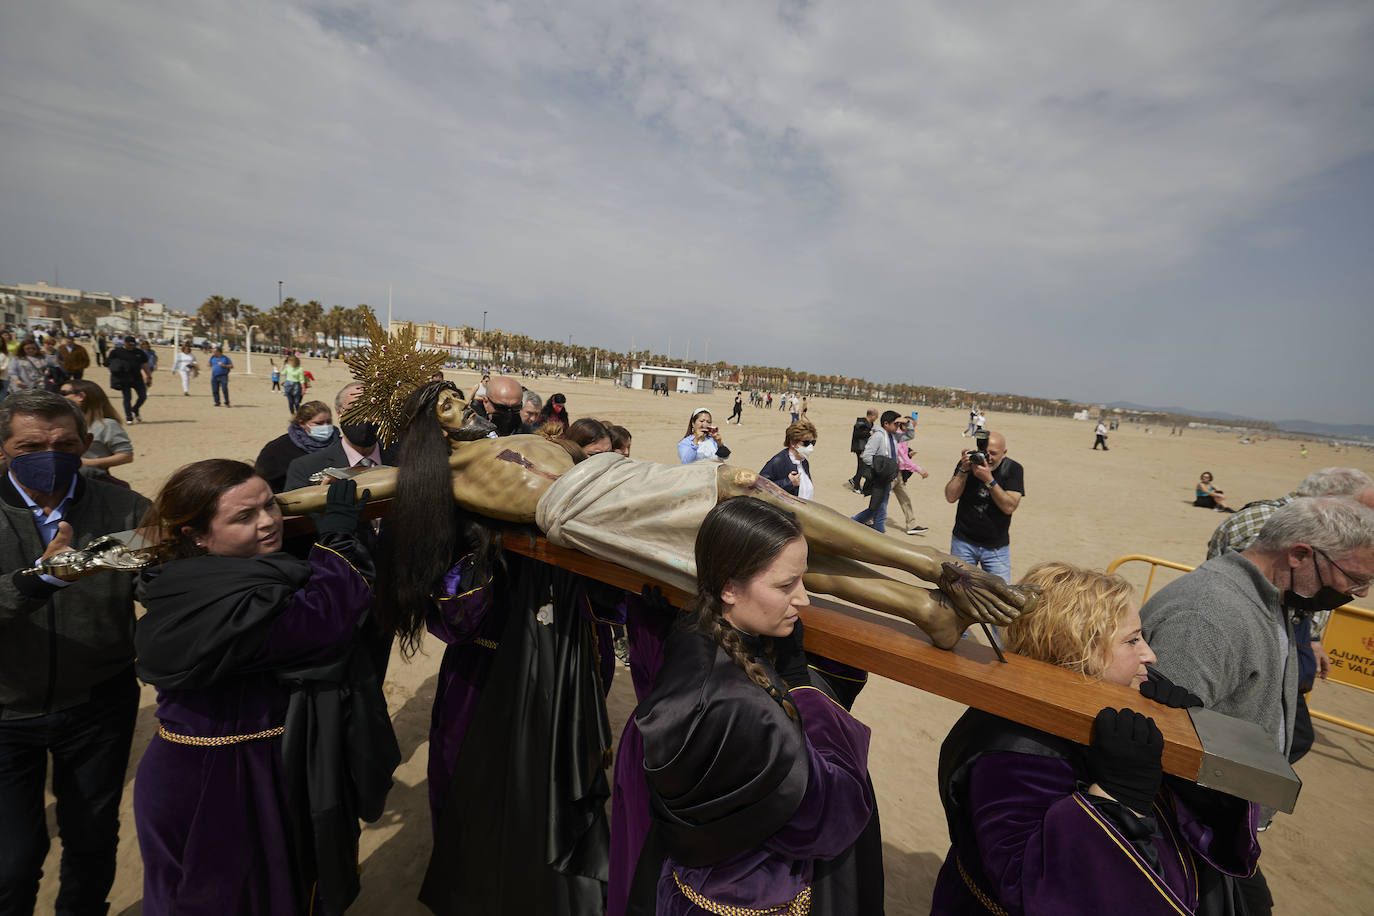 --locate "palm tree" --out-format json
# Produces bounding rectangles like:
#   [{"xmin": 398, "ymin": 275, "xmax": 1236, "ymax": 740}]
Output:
[
  {"xmin": 300, "ymin": 300, "xmax": 325, "ymax": 349},
  {"xmin": 198, "ymin": 295, "xmax": 229, "ymax": 342},
  {"xmin": 324, "ymin": 305, "xmax": 349, "ymax": 350}
]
